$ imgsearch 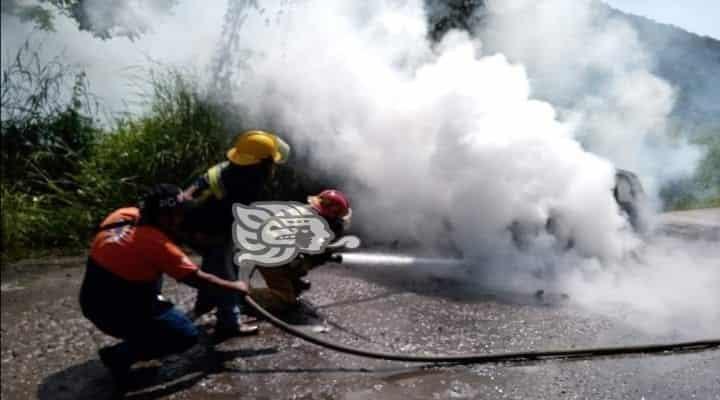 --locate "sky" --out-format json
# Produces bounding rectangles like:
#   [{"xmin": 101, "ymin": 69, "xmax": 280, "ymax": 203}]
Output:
[
  {"xmin": 603, "ymin": 0, "xmax": 720, "ymax": 39},
  {"xmin": 1, "ymin": 1, "xmax": 228, "ymax": 118}
]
